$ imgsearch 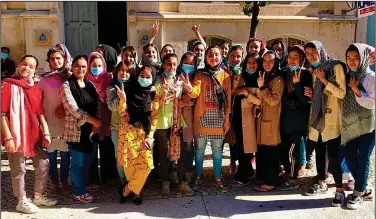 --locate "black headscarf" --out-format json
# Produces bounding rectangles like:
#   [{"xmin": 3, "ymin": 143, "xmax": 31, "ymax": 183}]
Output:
[
  {"xmin": 262, "ymin": 50, "xmax": 282, "ymax": 83},
  {"xmin": 241, "ymin": 52, "xmax": 262, "ymax": 88},
  {"xmin": 126, "ymin": 65, "xmax": 157, "ymax": 135},
  {"xmin": 271, "ymin": 40, "xmax": 289, "ymax": 70},
  {"xmin": 98, "ymin": 44, "xmax": 118, "ymax": 73},
  {"xmin": 201, "ymin": 47, "xmax": 227, "ymax": 112}
]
